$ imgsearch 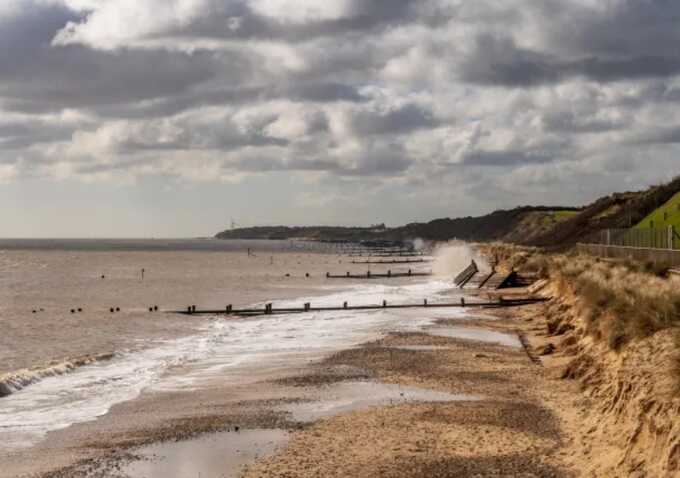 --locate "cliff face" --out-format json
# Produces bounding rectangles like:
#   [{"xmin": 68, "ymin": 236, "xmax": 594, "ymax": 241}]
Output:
[
  {"xmin": 543, "ymin": 283, "xmax": 680, "ymax": 477},
  {"xmin": 487, "ymin": 243, "xmax": 680, "ymax": 477}
]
